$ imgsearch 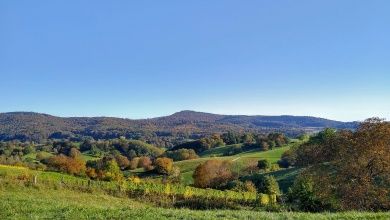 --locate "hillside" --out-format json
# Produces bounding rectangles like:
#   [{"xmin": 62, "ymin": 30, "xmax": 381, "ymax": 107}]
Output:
[
  {"xmin": 1, "ymin": 165, "xmax": 388, "ymax": 220},
  {"xmin": 0, "ymin": 111, "xmax": 357, "ymax": 144}
]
